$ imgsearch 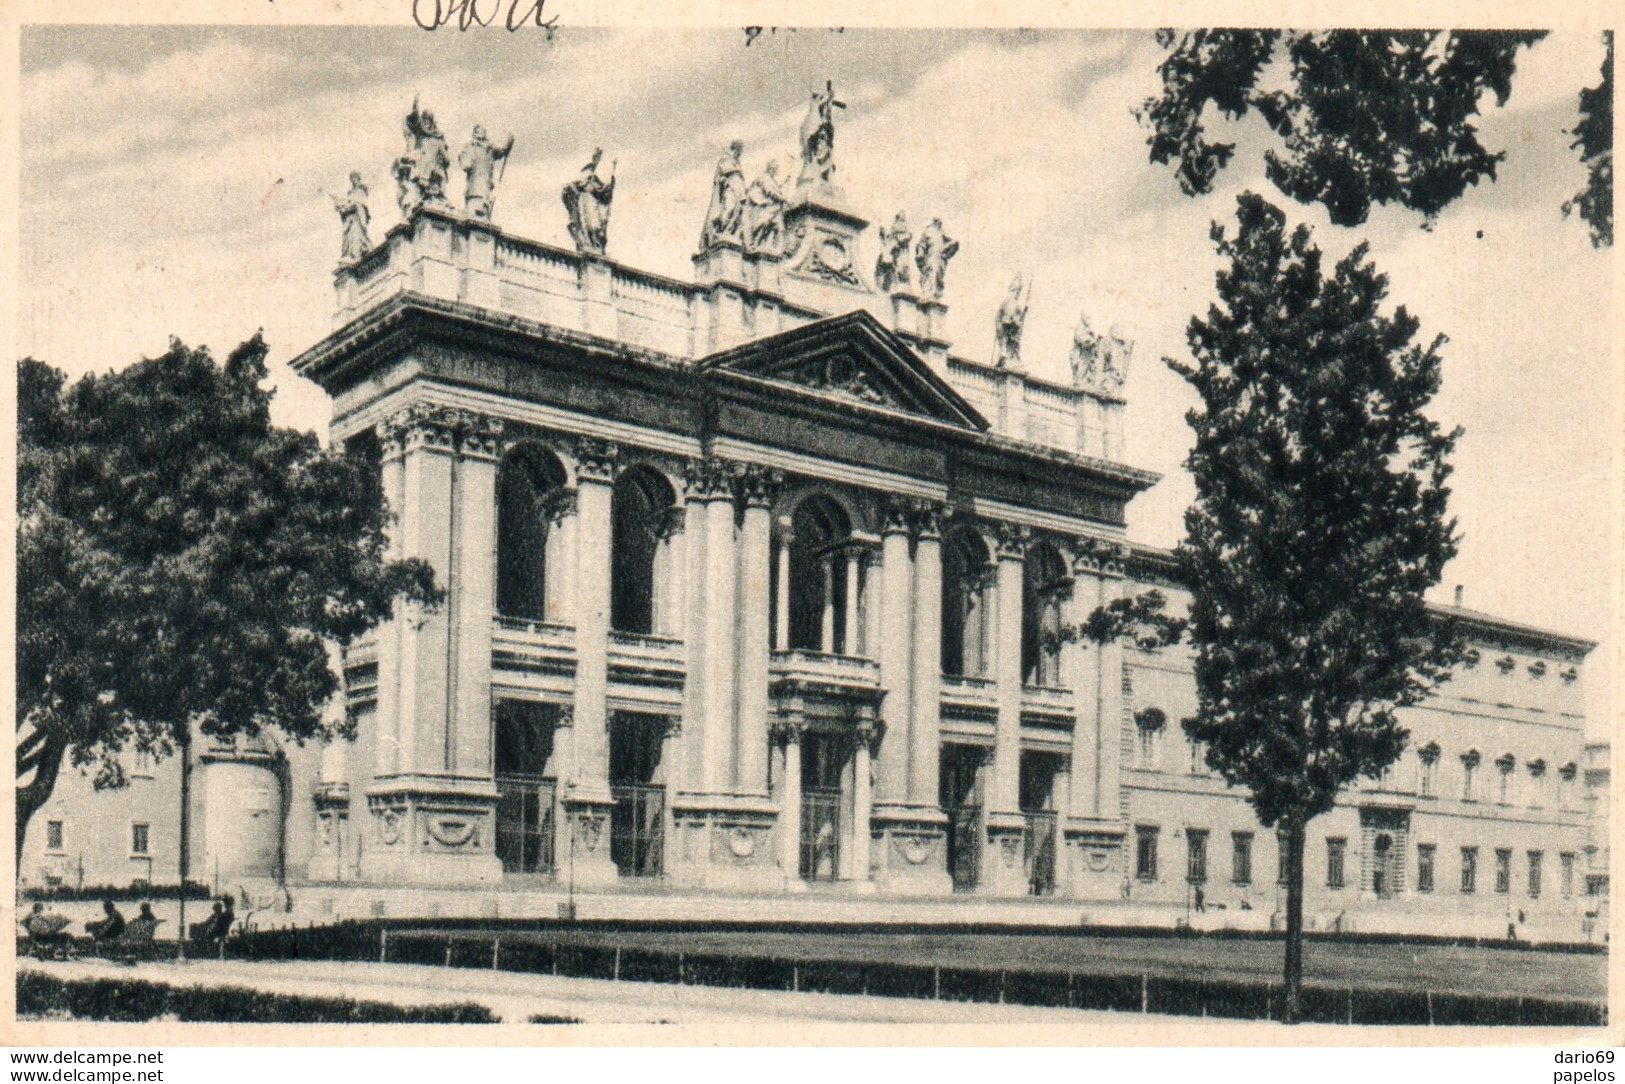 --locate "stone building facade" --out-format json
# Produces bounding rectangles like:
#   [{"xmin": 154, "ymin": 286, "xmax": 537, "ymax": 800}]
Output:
[{"xmin": 19, "ymin": 100, "xmax": 1607, "ymax": 940}]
